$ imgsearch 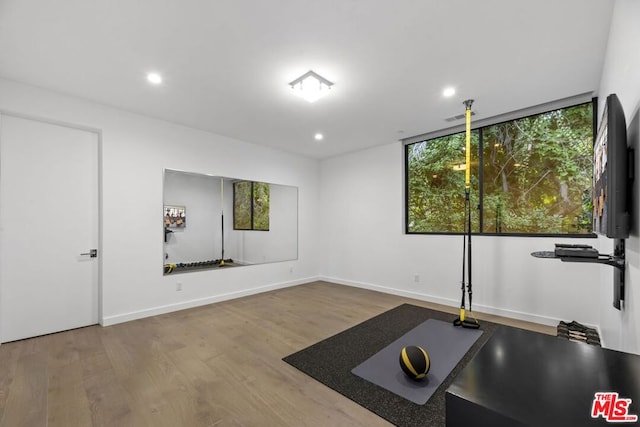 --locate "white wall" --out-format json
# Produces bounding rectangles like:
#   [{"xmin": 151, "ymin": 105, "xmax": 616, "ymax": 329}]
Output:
[
  {"xmin": 319, "ymin": 140, "xmax": 601, "ymax": 327},
  {"xmin": 597, "ymin": 0, "xmax": 640, "ymax": 353},
  {"xmin": 0, "ymin": 77, "xmax": 320, "ymax": 327},
  {"xmin": 227, "ymin": 182, "xmax": 298, "ymax": 264}
]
